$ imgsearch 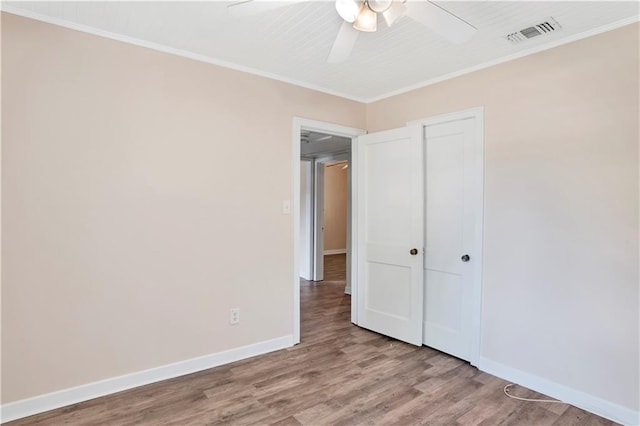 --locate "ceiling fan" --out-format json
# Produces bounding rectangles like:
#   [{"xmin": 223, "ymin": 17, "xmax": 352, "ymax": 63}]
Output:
[{"xmin": 227, "ymin": 0, "xmax": 477, "ymax": 63}]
